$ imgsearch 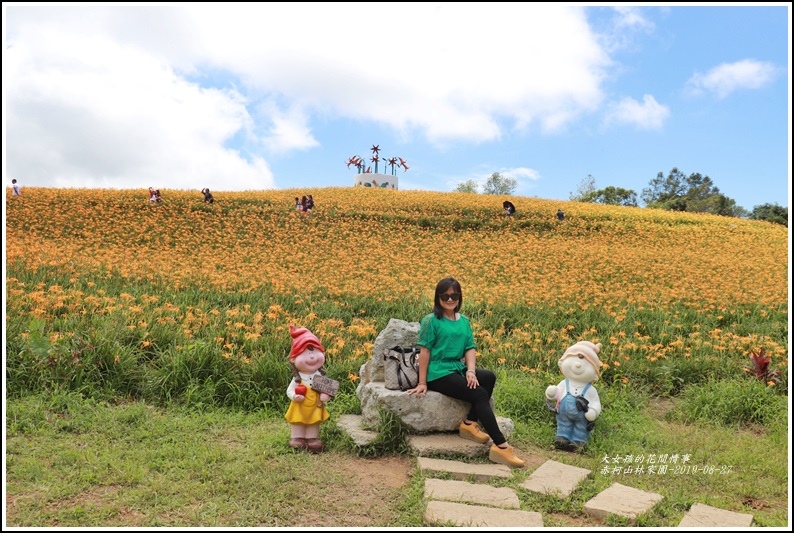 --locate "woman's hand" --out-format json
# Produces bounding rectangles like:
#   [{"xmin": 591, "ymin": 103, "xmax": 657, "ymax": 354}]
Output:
[
  {"xmin": 466, "ymin": 370, "xmax": 479, "ymax": 389},
  {"xmin": 407, "ymin": 383, "xmax": 428, "ymax": 398}
]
